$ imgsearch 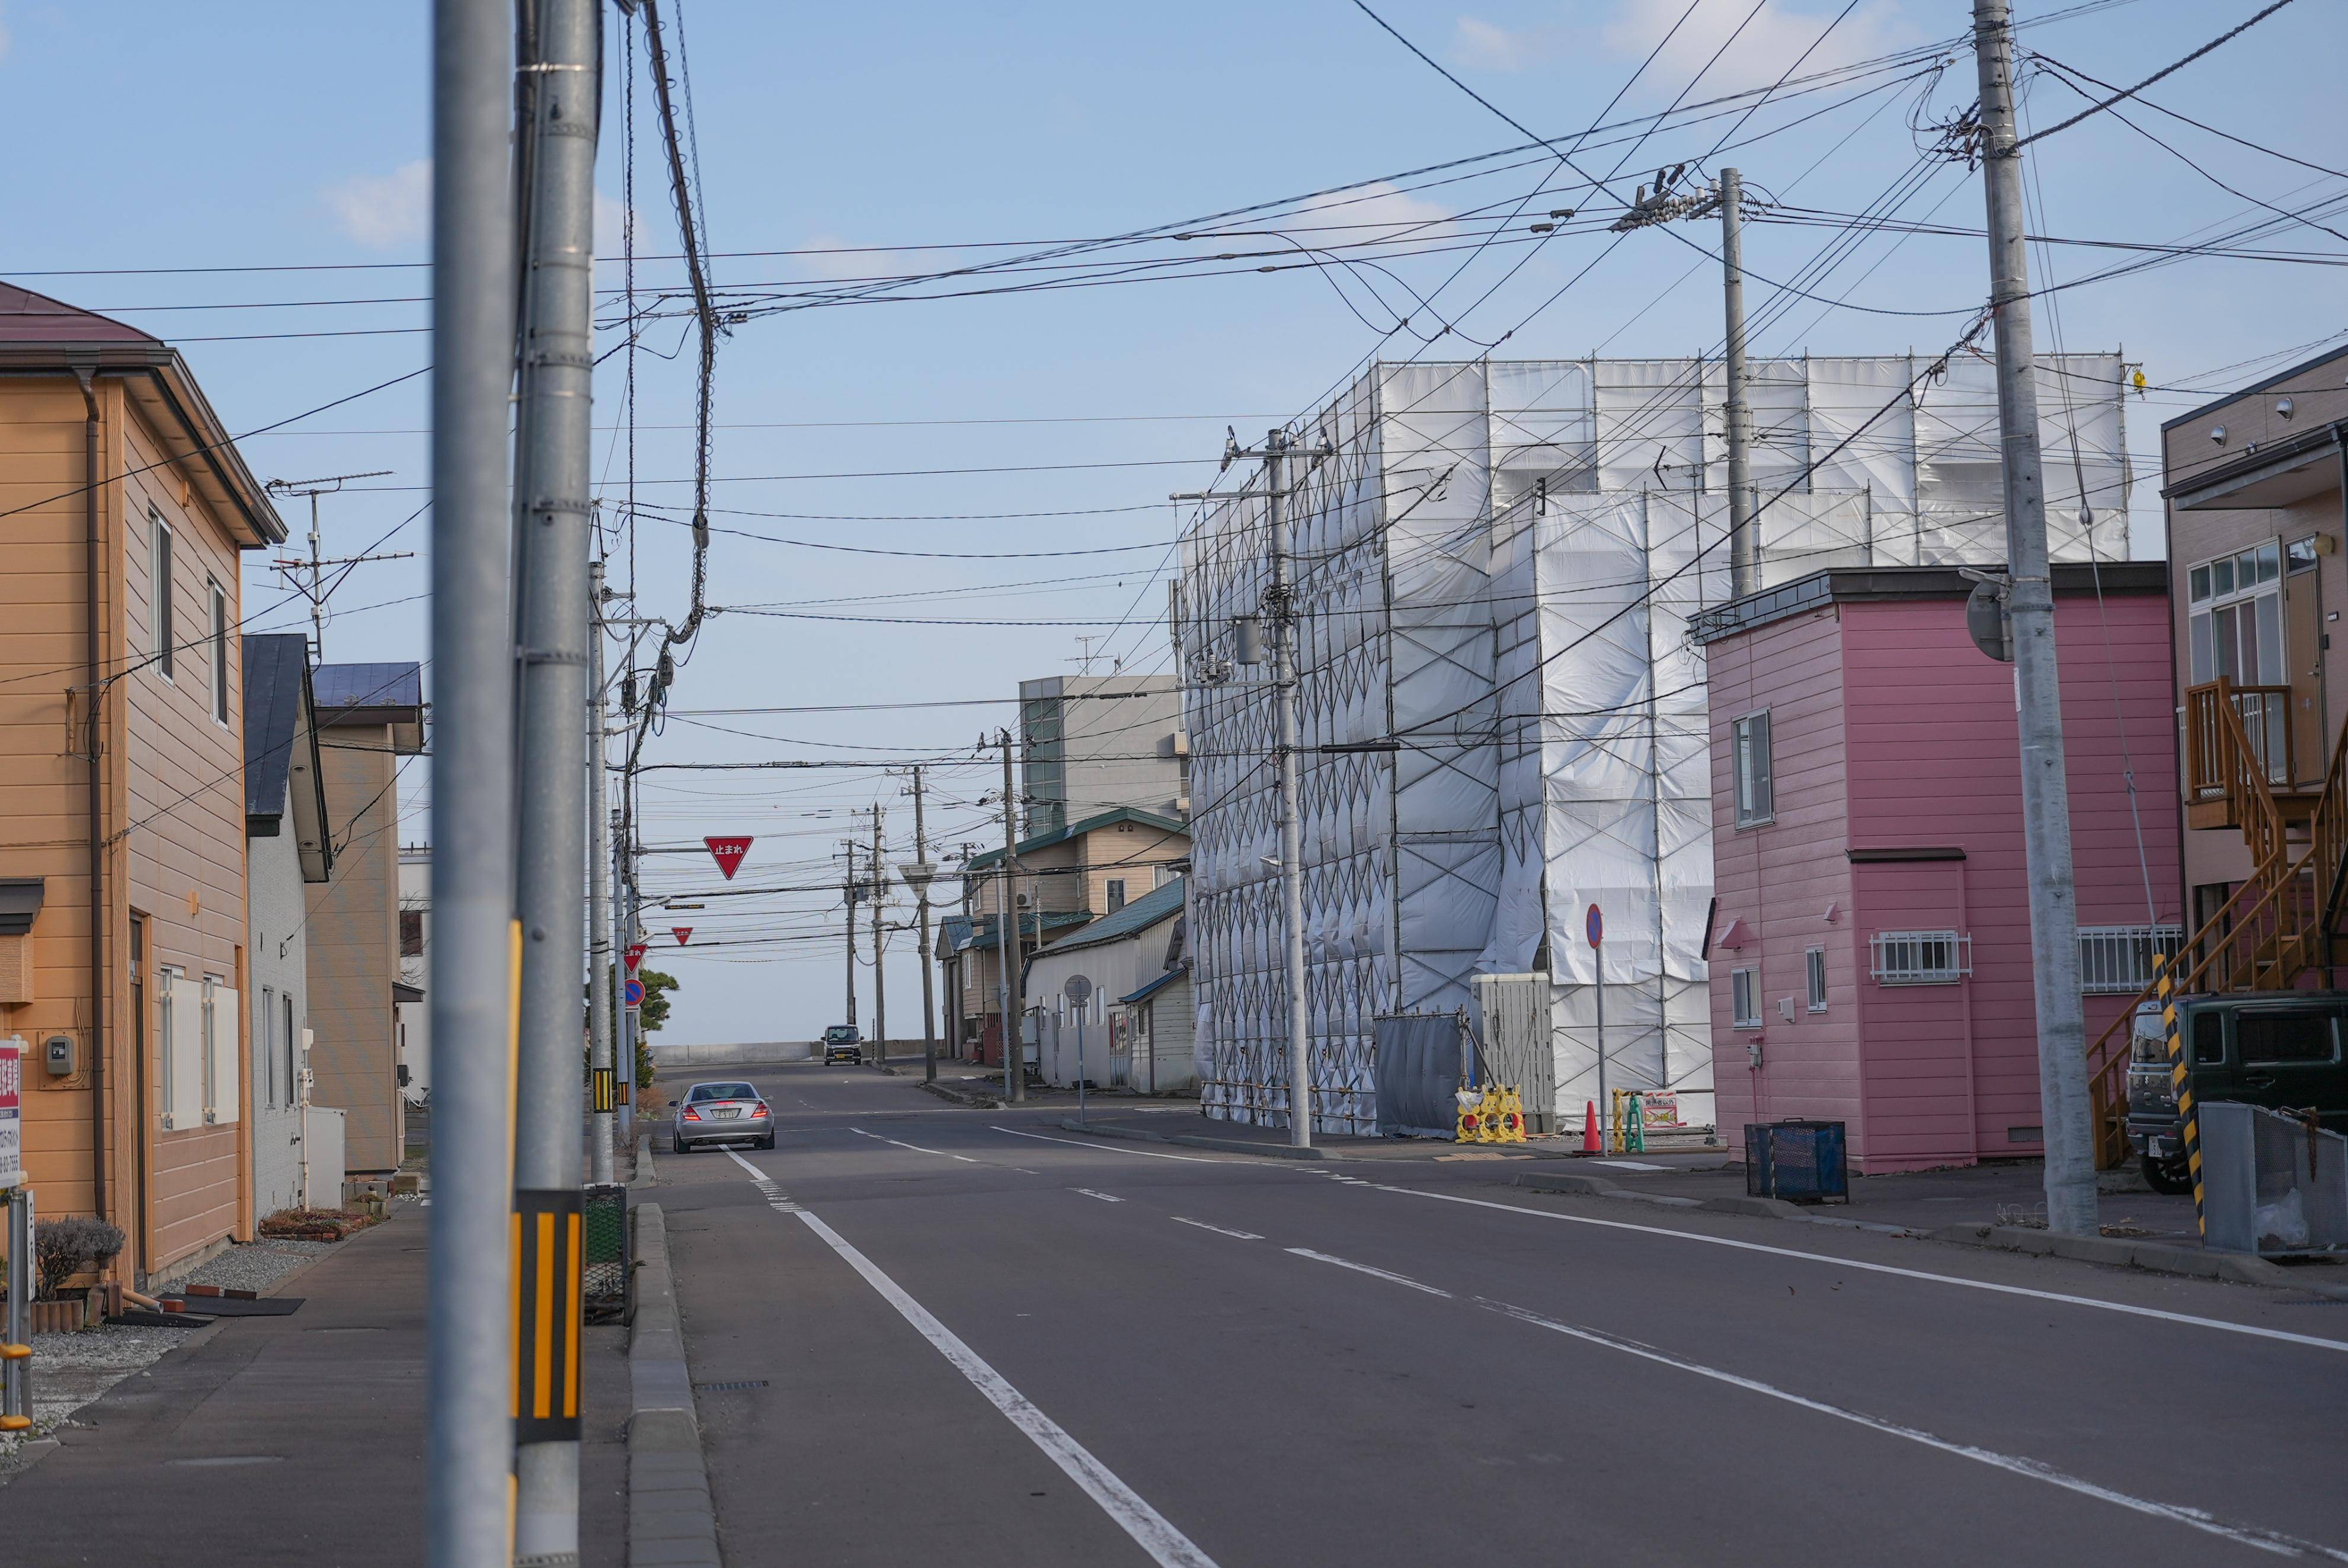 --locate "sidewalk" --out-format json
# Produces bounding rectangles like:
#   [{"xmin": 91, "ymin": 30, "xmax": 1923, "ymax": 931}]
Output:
[
  {"xmin": 1, "ymin": 1202, "xmax": 631, "ymax": 1566},
  {"xmin": 1054, "ymin": 1105, "xmax": 1723, "ymax": 1162}
]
